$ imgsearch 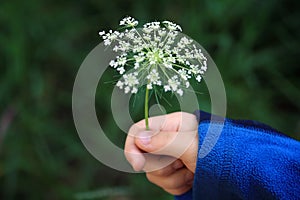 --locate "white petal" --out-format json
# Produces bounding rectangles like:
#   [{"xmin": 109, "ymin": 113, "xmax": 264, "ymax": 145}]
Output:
[
  {"xmin": 196, "ymin": 75, "xmax": 202, "ymax": 82},
  {"xmin": 185, "ymin": 82, "xmax": 190, "ymax": 88},
  {"xmin": 99, "ymin": 31, "xmax": 105, "ymax": 36},
  {"xmin": 132, "ymin": 87, "xmax": 138, "ymax": 93},
  {"xmin": 164, "ymin": 85, "xmax": 171, "ymax": 91},
  {"xmin": 177, "ymin": 89, "xmax": 183, "ymax": 96},
  {"xmin": 124, "ymin": 86, "xmax": 130, "ymax": 93},
  {"xmin": 116, "ymin": 80, "xmax": 124, "ymax": 89}
]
